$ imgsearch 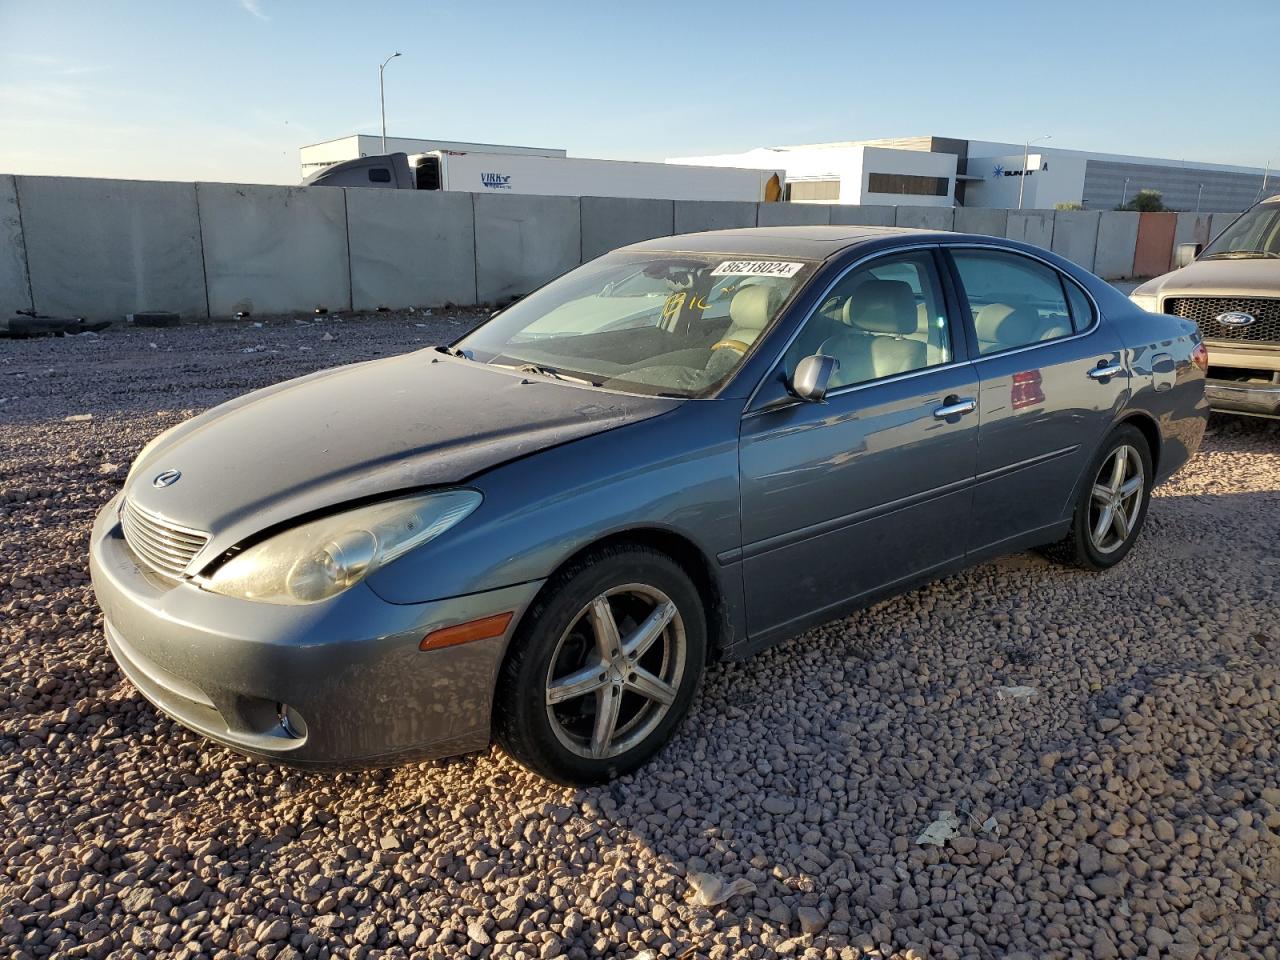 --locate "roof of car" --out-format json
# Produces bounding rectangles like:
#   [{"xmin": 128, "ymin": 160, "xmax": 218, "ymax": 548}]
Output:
[{"xmin": 621, "ymin": 225, "xmax": 949, "ymax": 260}]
